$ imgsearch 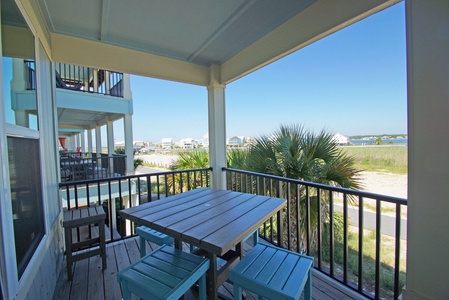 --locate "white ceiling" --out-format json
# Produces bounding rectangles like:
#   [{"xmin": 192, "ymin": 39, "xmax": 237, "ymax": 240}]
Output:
[{"xmin": 38, "ymin": 0, "xmax": 316, "ymax": 66}]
